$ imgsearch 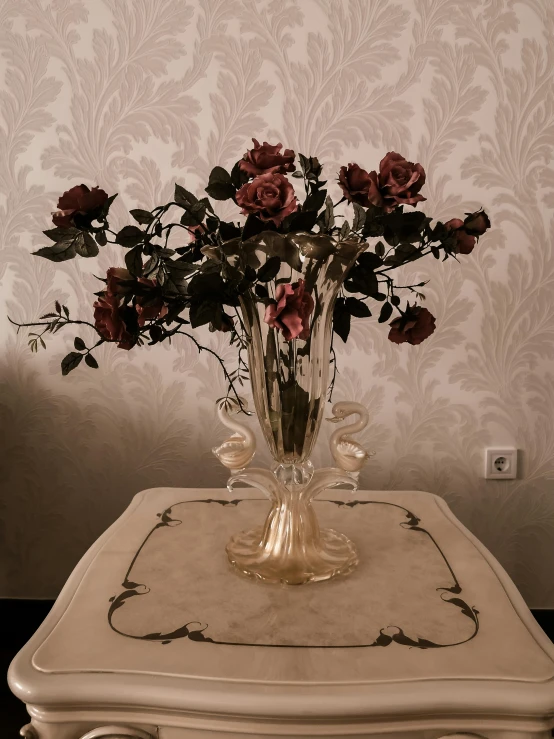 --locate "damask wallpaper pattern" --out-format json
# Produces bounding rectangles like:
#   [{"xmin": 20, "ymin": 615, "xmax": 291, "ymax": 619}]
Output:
[{"xmin": 0, "ymin": 0, "xmax": 552, "ymax": 604}]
